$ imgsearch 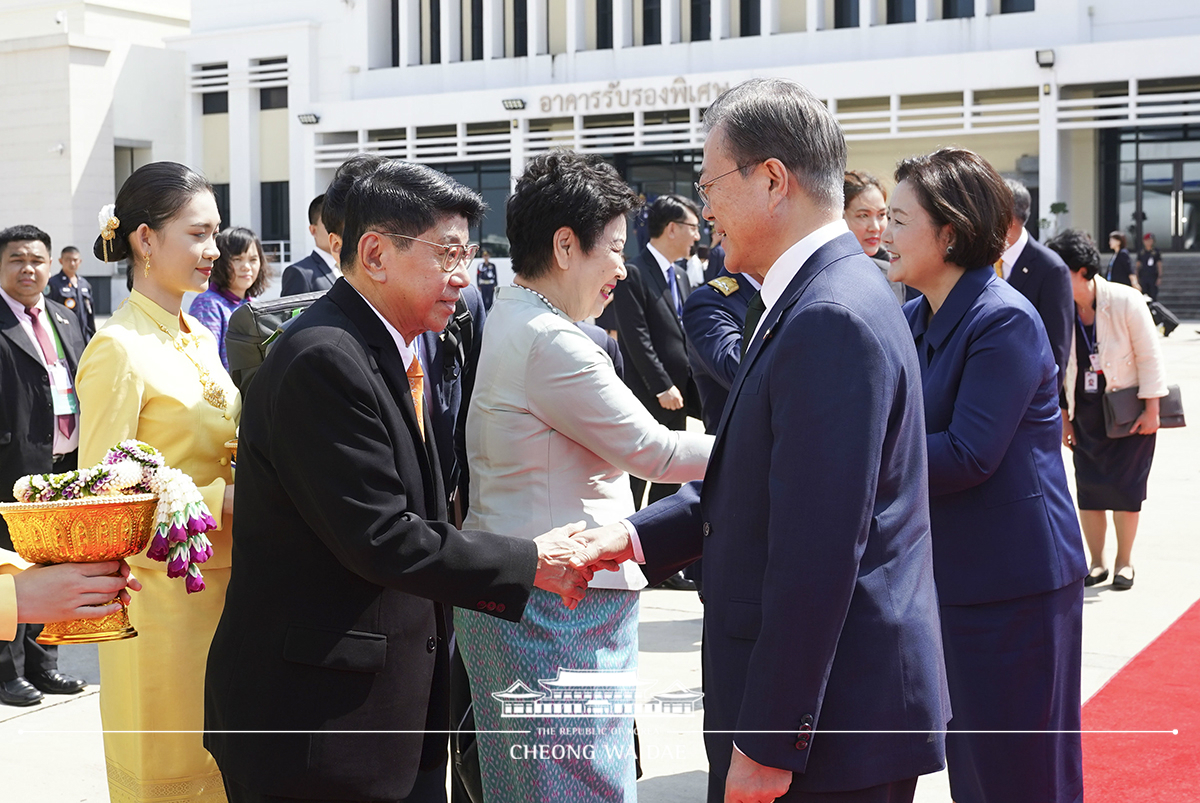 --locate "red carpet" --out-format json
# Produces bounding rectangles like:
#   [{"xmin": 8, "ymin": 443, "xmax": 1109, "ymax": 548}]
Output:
[{"xmin": 1082, "ymin": 599, "xmax": 1200, "ymax": 801}]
